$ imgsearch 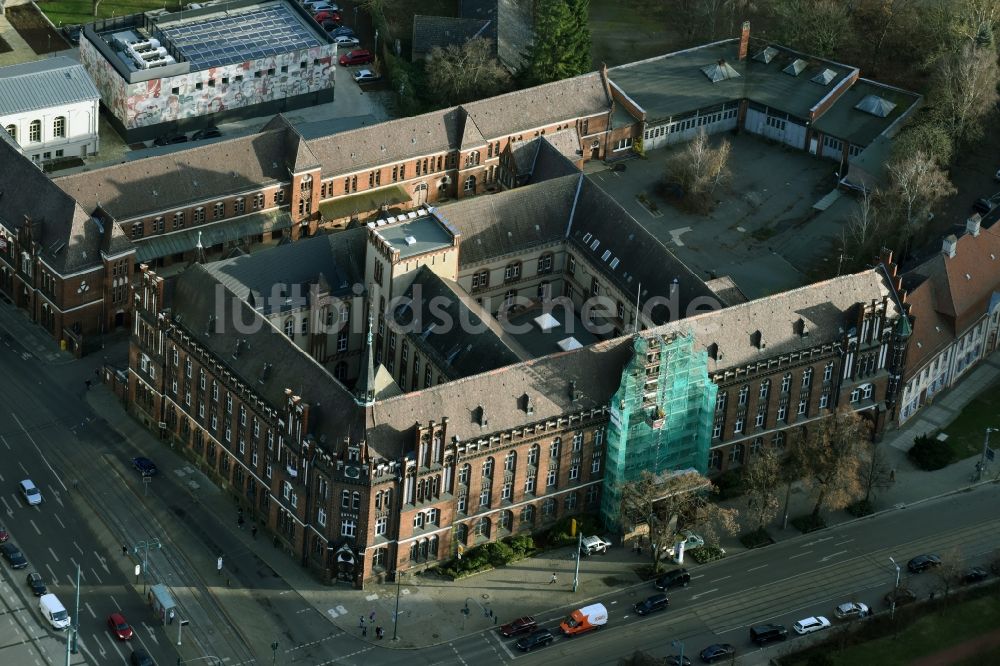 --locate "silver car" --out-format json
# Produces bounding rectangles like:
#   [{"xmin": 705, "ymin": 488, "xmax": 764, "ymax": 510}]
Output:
[{"xmin": 833, "ymin": 602, "xmax": 869, "ymax": 620}]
